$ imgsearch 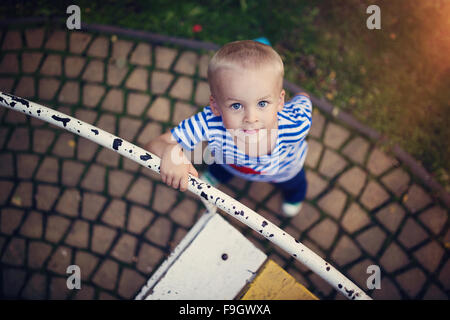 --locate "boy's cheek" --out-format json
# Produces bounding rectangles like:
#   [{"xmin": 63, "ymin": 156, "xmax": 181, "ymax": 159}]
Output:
[{"xmin": 222, "ymin": 111, "xmax": 244, "ymax": 128}]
